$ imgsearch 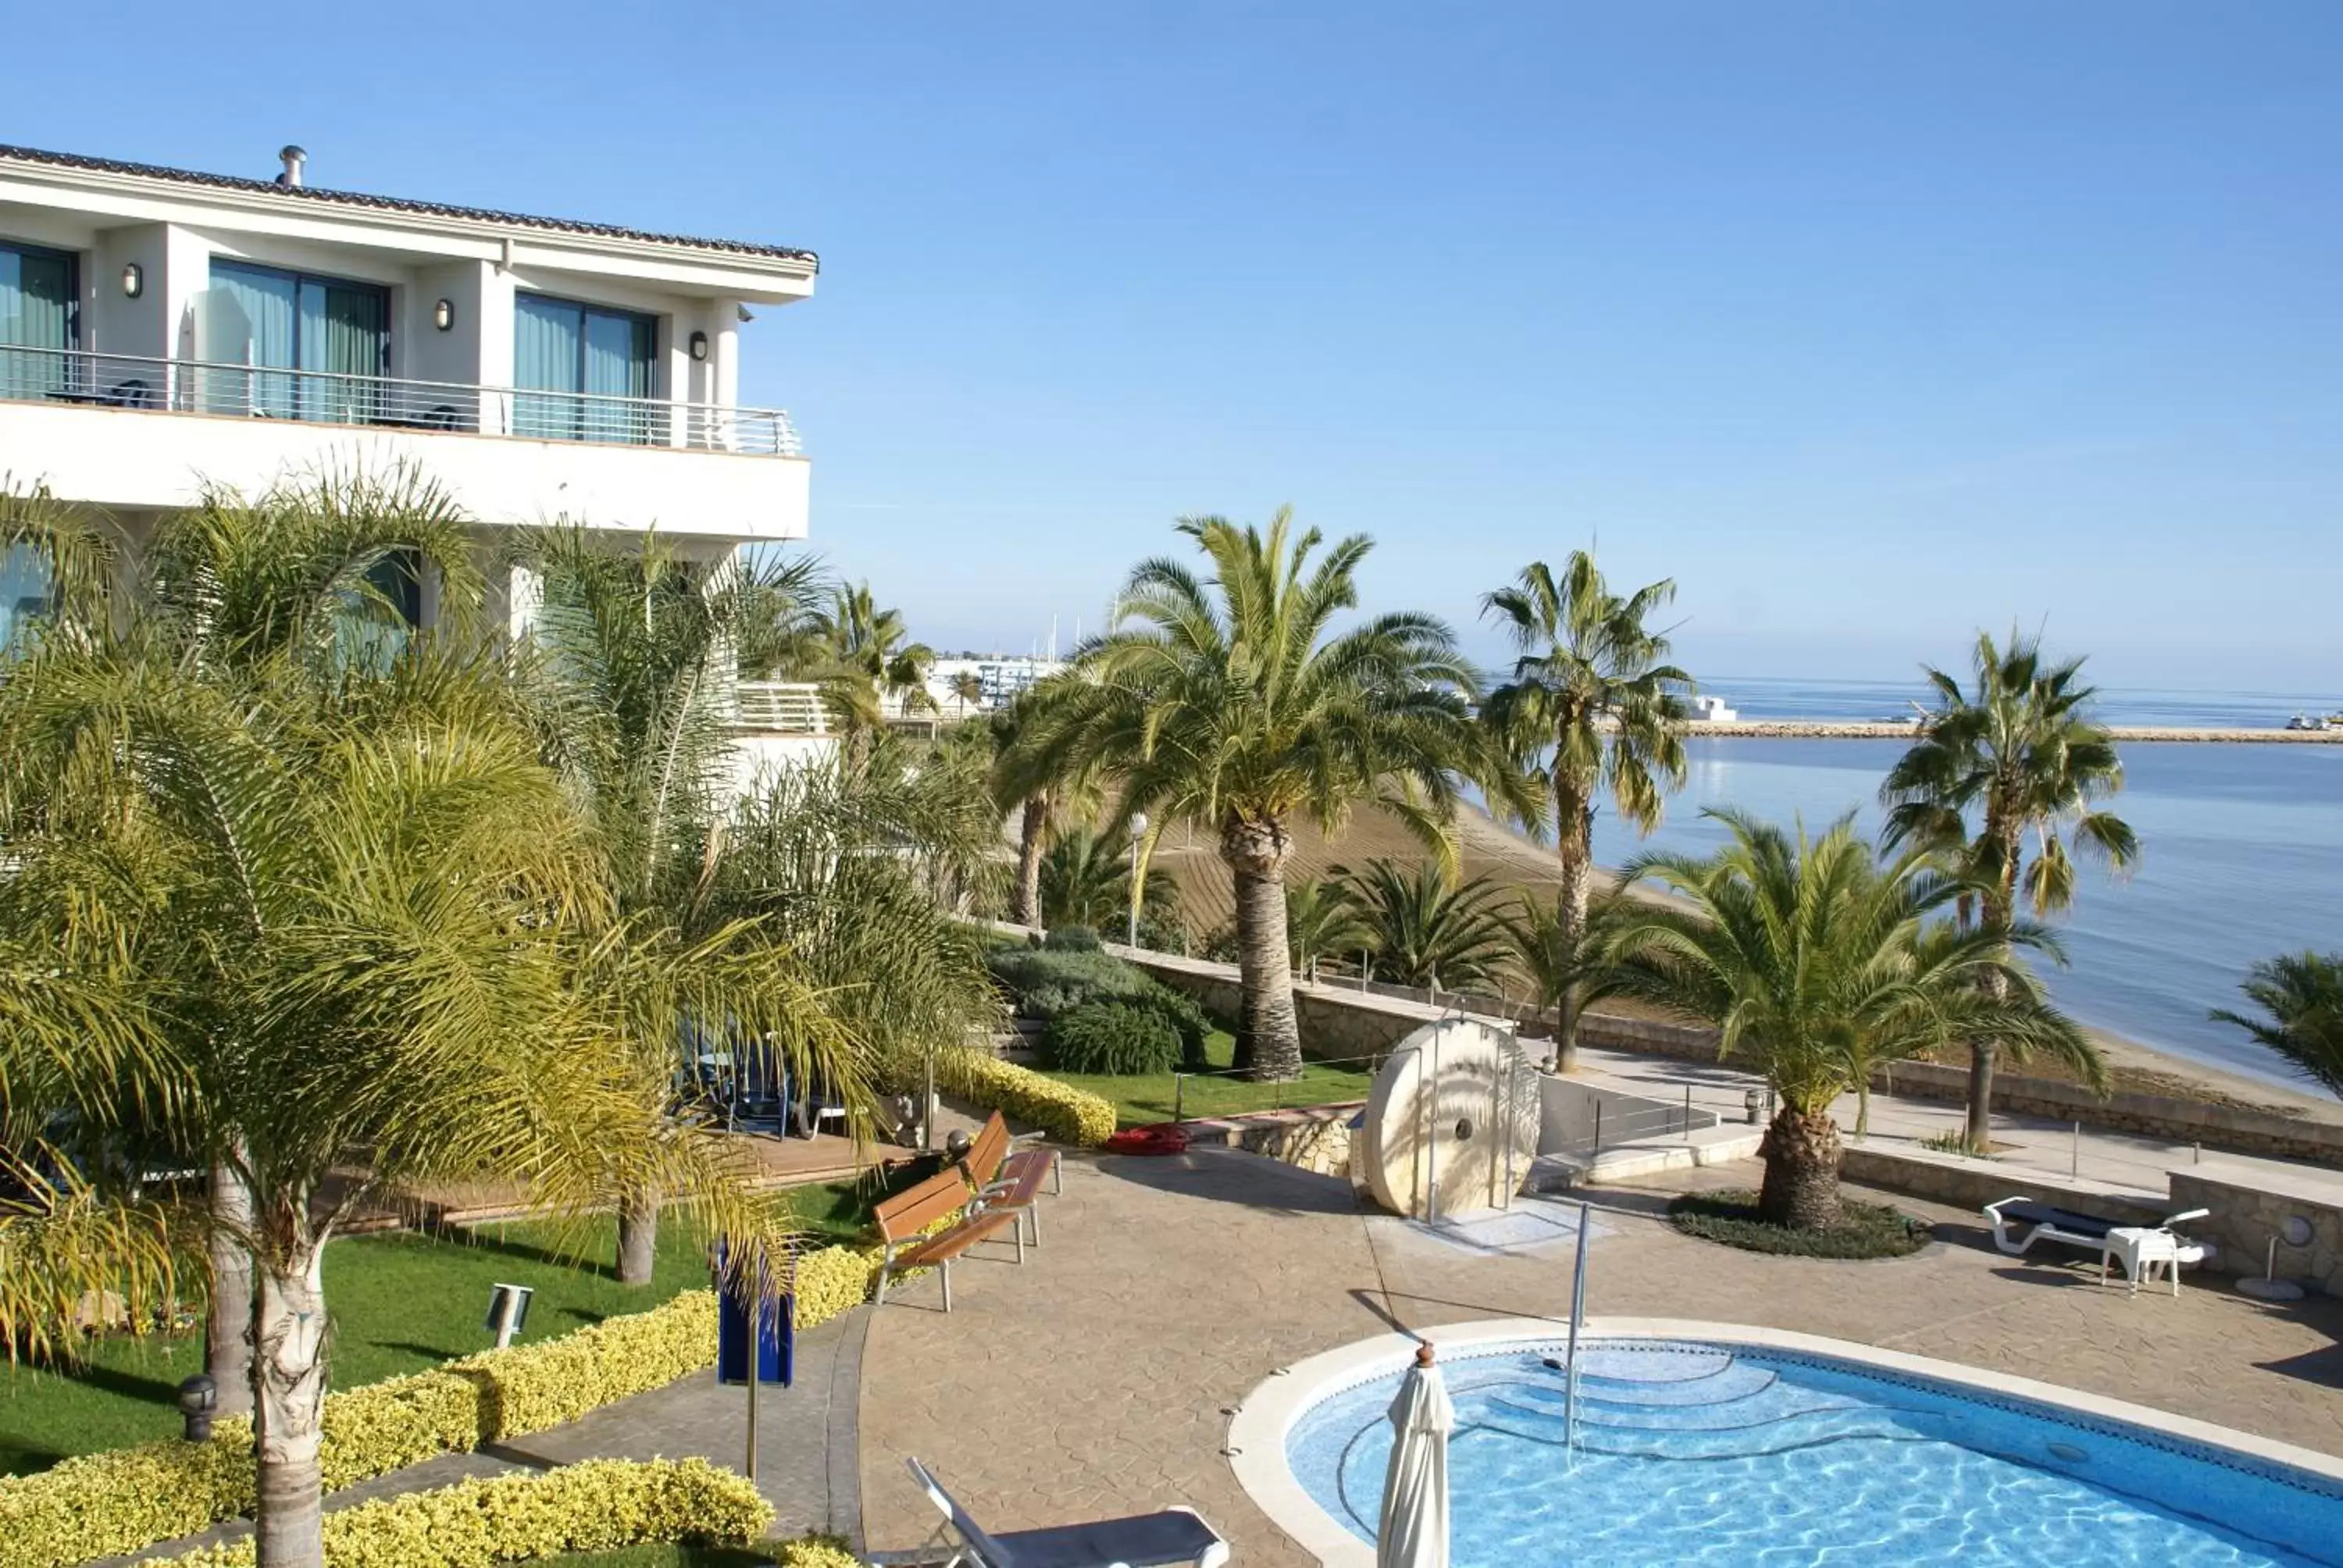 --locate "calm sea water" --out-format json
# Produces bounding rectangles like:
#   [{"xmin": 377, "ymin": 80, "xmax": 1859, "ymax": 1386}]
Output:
[{"xmin": 1579, "ymin": 680, "xmax": 2343, "ymax": 1096}]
